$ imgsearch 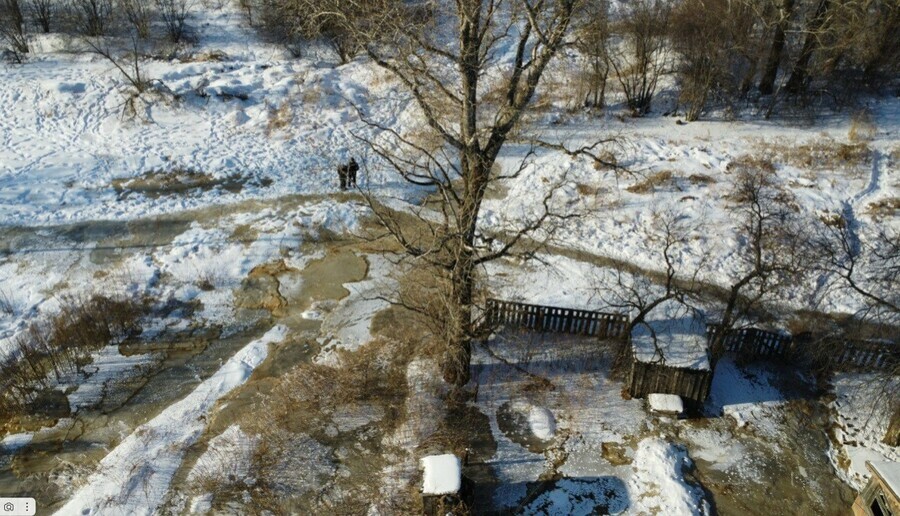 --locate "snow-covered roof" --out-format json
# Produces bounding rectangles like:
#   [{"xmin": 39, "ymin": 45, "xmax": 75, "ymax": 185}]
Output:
[
  {"xmin": 421, "ymin": 454, "xmax": 461, "ymax": 495},
  {"xmin": 631, "ymin": 302, "xmax": 710, "ymax": 370},
  {"xmin": 648, "ymin": 393, "xmax": 684, "ymax": 414},
  {"xmin": 869, "ymin": 460, "xmax": 900, "ymax": 499}
]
